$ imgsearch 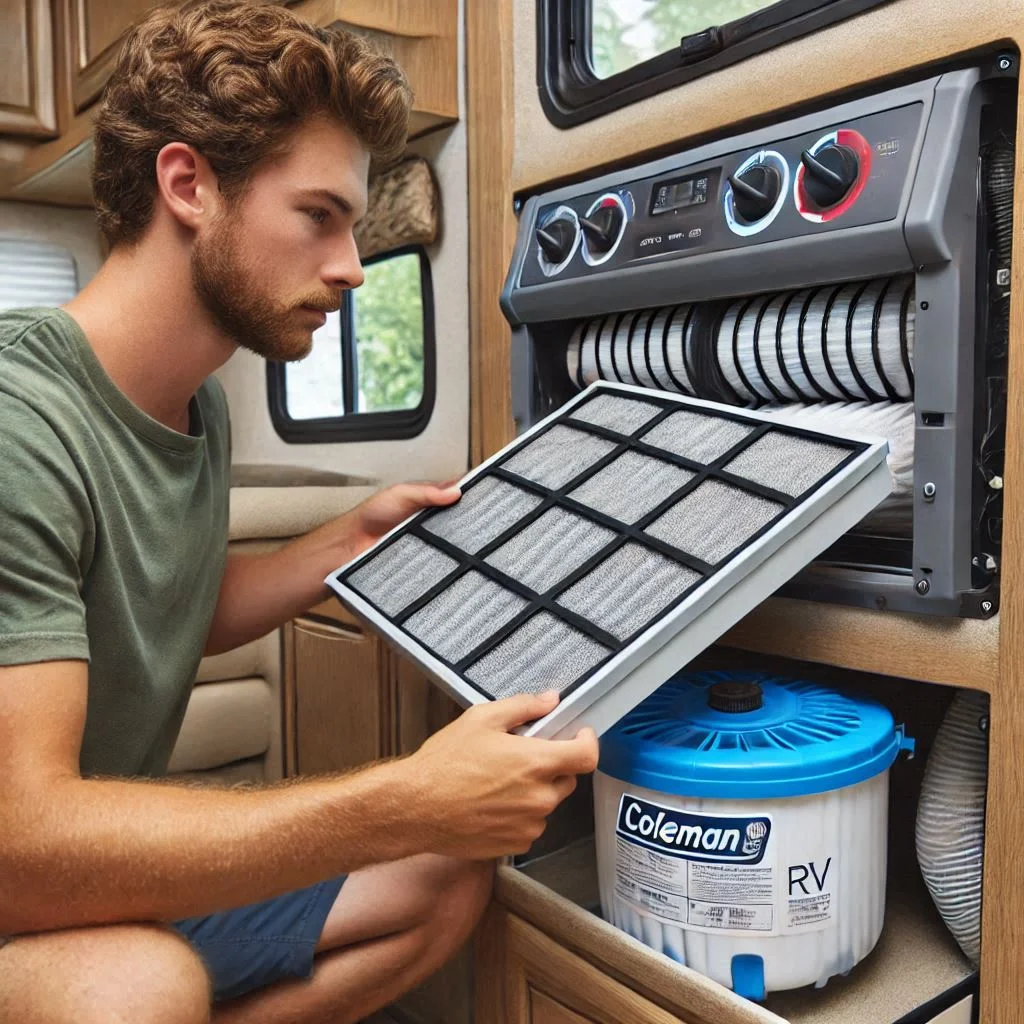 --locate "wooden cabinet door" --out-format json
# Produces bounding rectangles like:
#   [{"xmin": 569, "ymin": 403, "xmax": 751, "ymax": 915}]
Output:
[
  {"xmin": 0, "ymin": 0, "xmax": 58, "ymax": 137},
  {"xmin": 286, "ymin": 617, "xmax": 385, "ymax": 776},
  {"xmin": 65, "ymin": 0, "xmax": 307, "ymax": 114},
  {"xmin": 502, "ymin": 914, "xmax": 687, "ymax": 1024},
  {"xmin": 387, "ymin": 646, "xmax": 462, "ymax": 756},
  {"xmin": 66, "ymin": 0, "xmax": 174, "ymax": 112}
]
